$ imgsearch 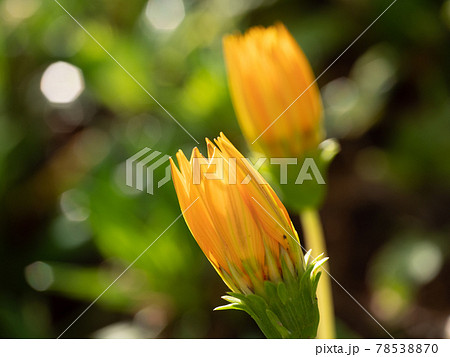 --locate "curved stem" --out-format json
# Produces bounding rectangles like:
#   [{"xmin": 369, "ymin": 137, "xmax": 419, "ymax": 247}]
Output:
[{"xmin": 300, "ymin": 208, "xmax": 336, "ymax": 339}]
